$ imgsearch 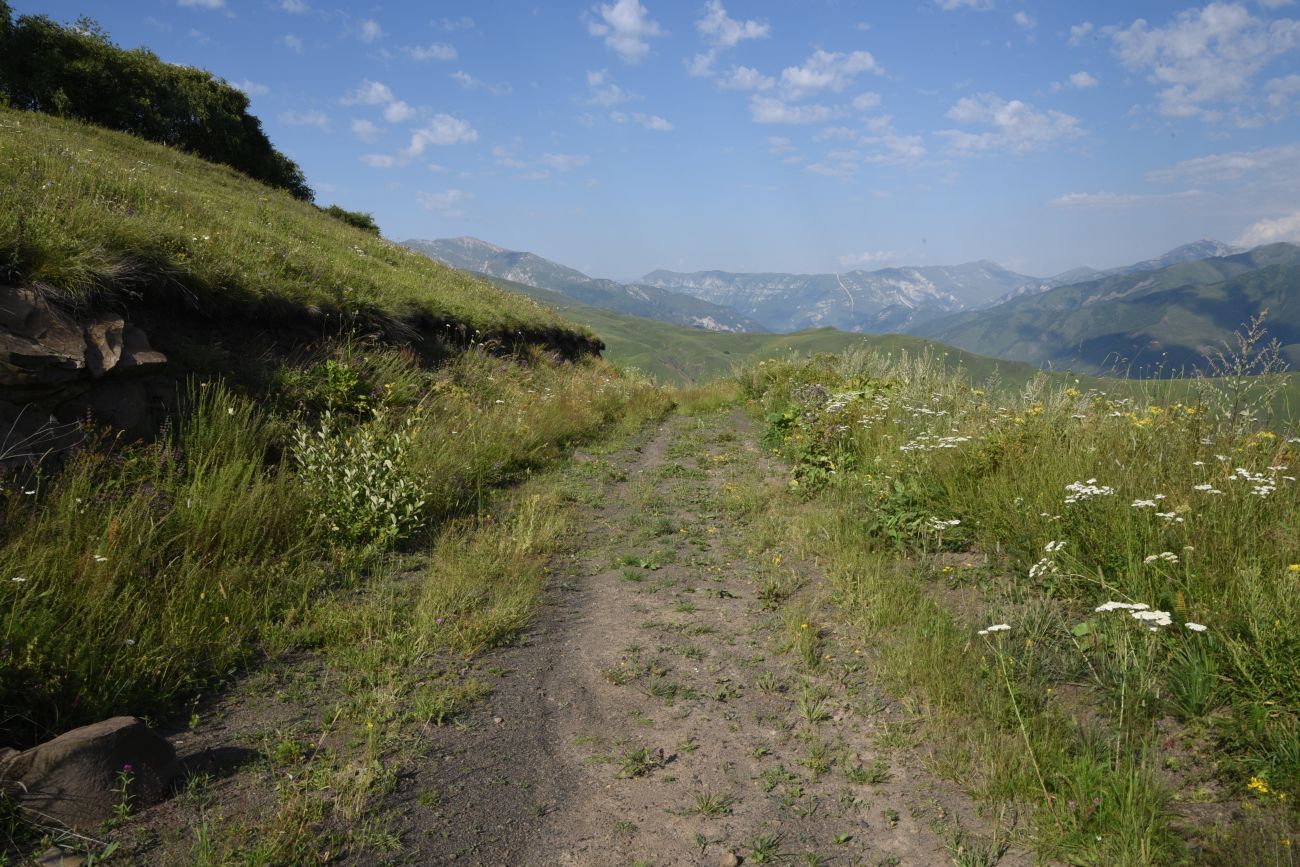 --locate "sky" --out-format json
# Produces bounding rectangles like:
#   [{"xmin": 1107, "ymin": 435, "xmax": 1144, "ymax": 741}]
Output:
[{"xmin": 14, "ymin": 0, "xmax": 1300, "ymax": 279}]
